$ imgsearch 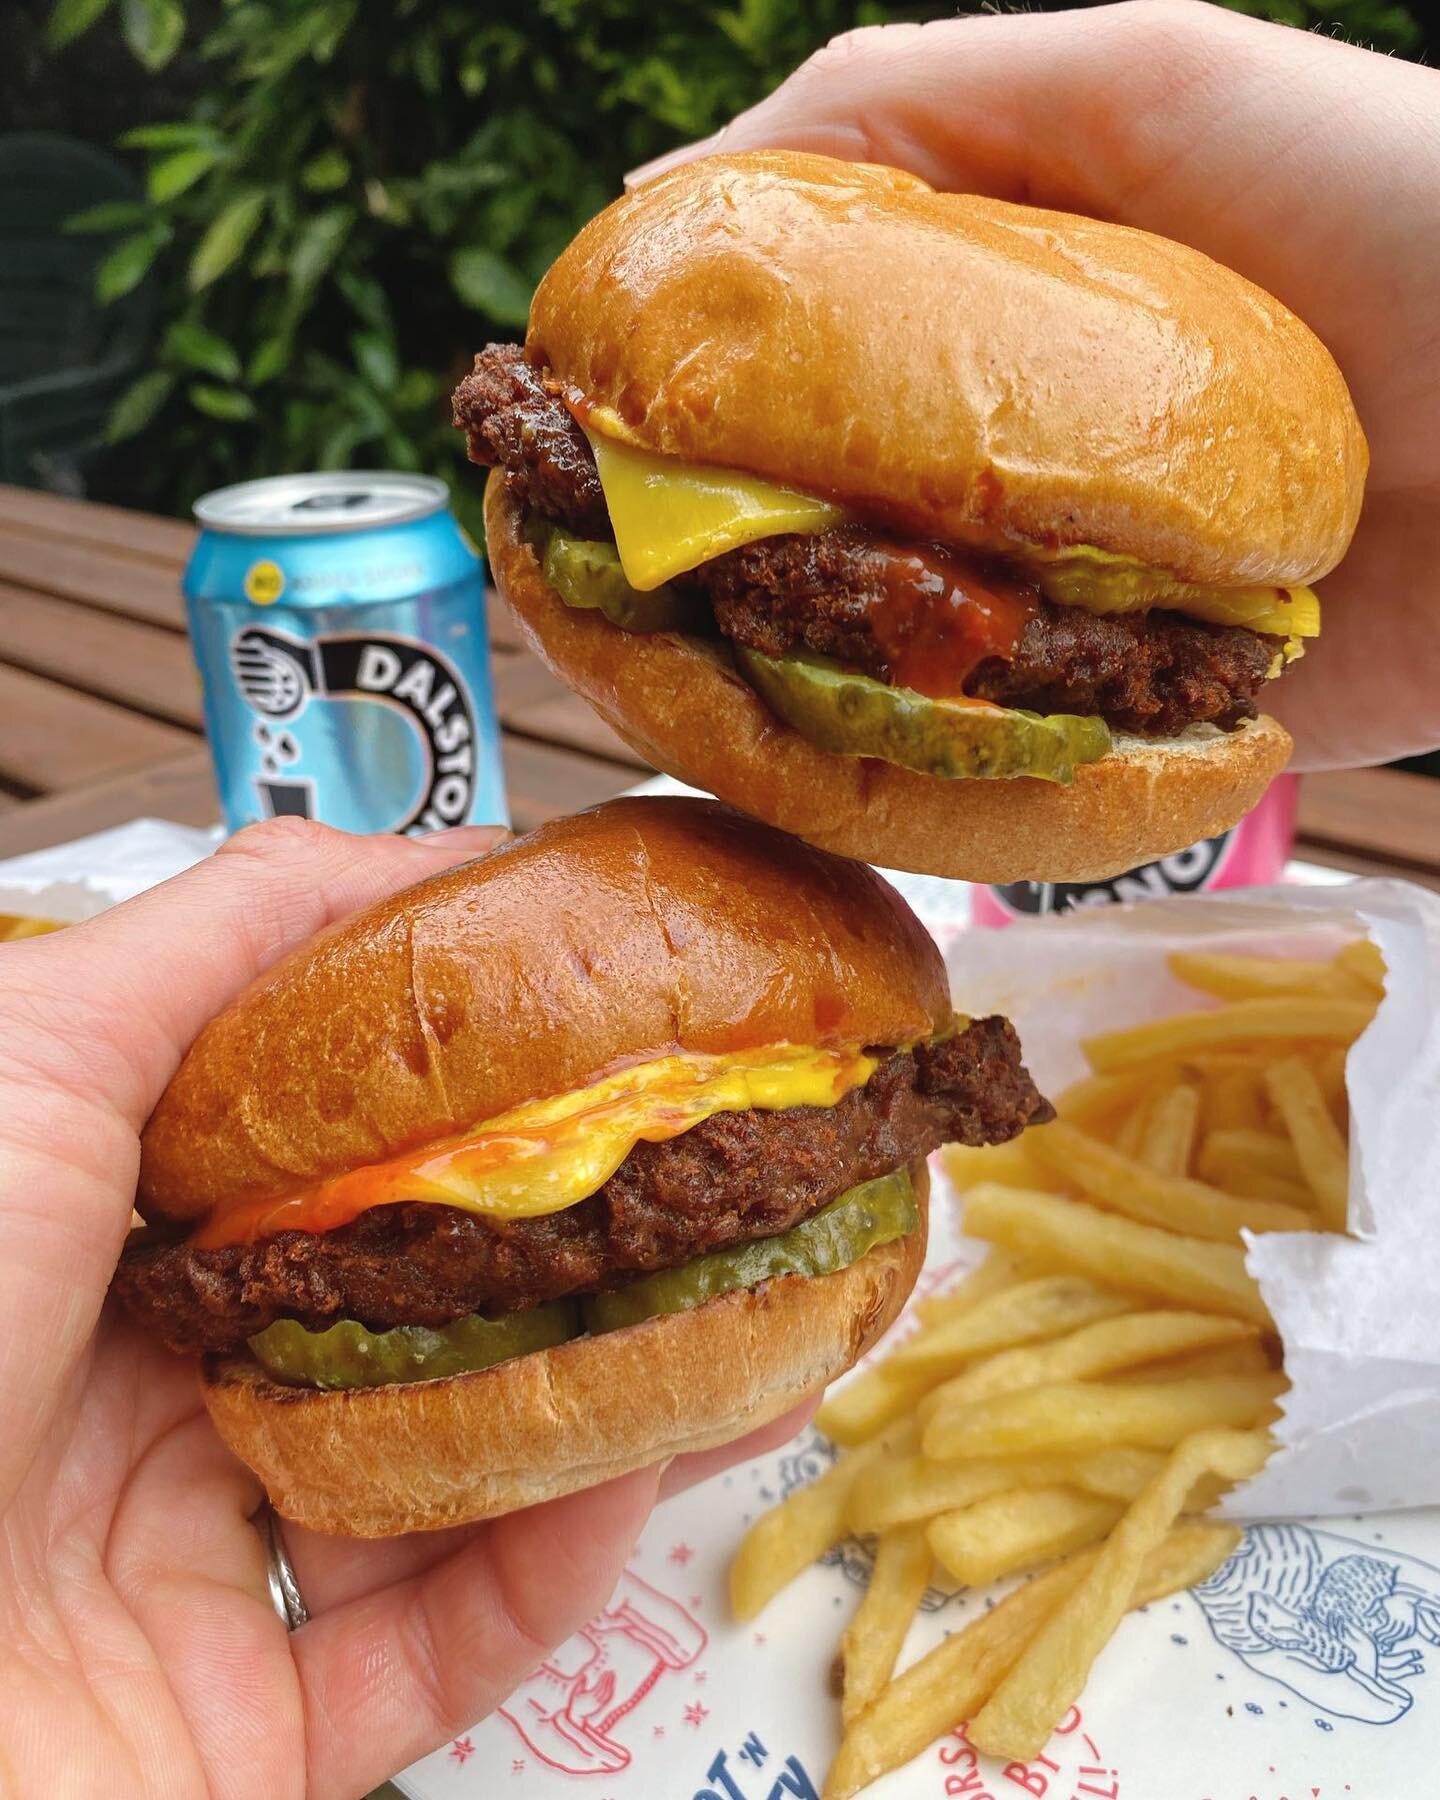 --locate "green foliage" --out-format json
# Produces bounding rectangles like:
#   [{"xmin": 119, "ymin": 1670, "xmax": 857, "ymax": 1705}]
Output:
[{"xmin": 47, "ymin": 0, "xmax": 1429, "ymax": 523}]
